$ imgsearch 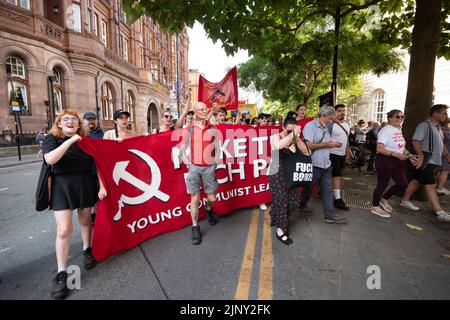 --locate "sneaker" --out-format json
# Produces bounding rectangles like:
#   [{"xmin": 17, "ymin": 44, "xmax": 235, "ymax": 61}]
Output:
[
  {"xmin": 436, "ymin": 211, "xmax": 450, "ymax": 222},
  {"xmin": 259, "ymin": 203, "xmax": 268, "ymax": 210},
  {"xmin": 379, "ymin": 198, "xmax": 393, "ymax": 213},
  {"xmin": 334, "ymin": 198, "xmax": 350, "ymax": 211},
  {"xmin": 371, "ymin": 206, "xmax": 391, "ymax": 218},
  {"xmin": 205, "ymin": 208, "xmax": 217, "ymax": 226},
  {"xmin": 399, "ymin": 200, "xmax": 420, "ymax": 211},
  {"xmin": 324, "ymin": 215, "xmax": 347, "ymax": 224},
  {"xmin": 83, "ymin": 247, "xmax": 97, "ymax": 270},
  {"xmin": 436, "ymin": 188, "xmax": 450, "ymax": 196},
  {"xmin": 51, "ymin": 271, "xmax": 69, "ymax": 300},
  {"xmin": 191, "ymin": 226, "xmax": 202, "ymax": 245}
]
